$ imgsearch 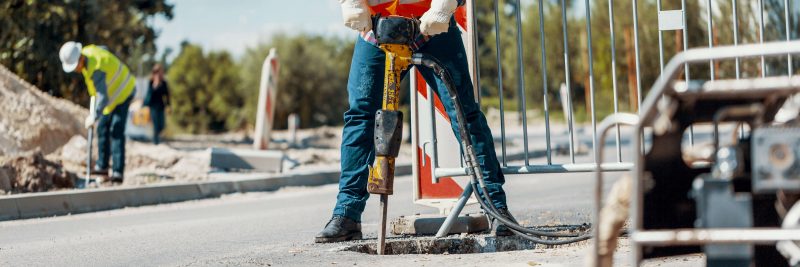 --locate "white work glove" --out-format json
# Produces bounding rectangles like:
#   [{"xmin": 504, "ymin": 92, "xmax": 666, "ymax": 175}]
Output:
[
  {"xmin": 339, "ymin": 0, "xmax": 372, "ymax": 32},
  {"xmin": 420, "ymin": 0, "xmax": 458, "ymax": 36},
  {"xmin": 85, "ymin": 96, "xmax": 97, "ymax": 129},
  {"xmin": 84, "ymin": 114, "xmax": 97, "ymax": 129}
]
